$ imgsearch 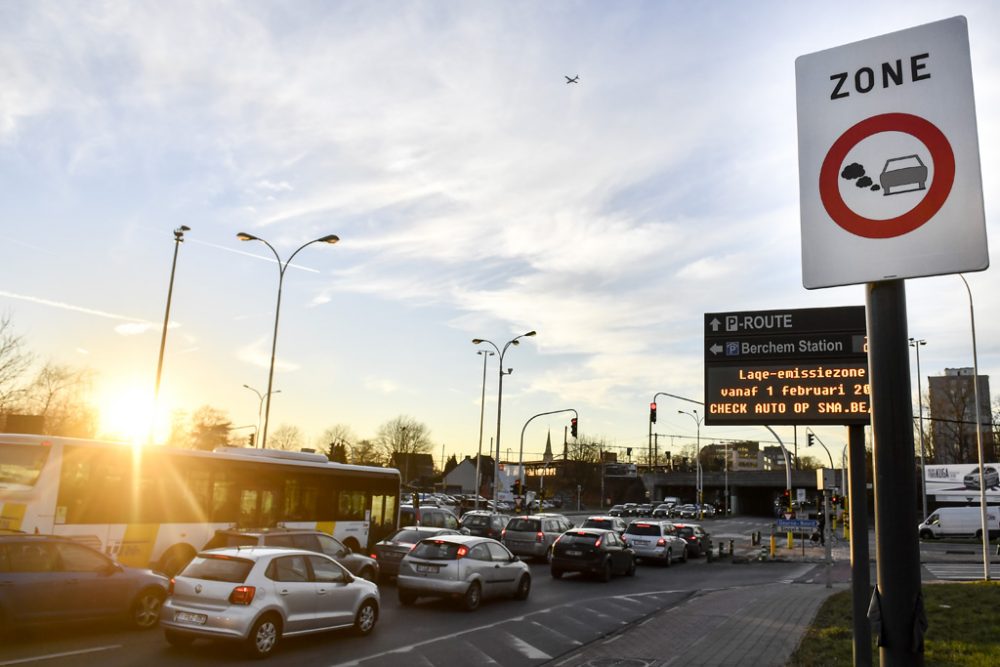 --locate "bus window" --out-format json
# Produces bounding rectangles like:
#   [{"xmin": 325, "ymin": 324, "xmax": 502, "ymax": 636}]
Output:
[
  {"xmin": 338, "ymin": 490, "xmax": 365, "ymax": 521},
  {"xmin": 239, "ymin": 489, "xmax": 258, "ymax": 527},
  {"xmin": 0, "ymin": 443, "xmax": 51, "ymax": 488},
  {"xmin": 212, "ymin": 474, "xmax": 238, "ymax": 523}
]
